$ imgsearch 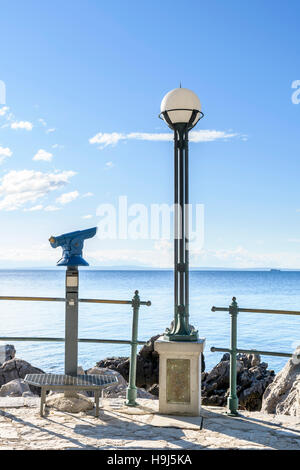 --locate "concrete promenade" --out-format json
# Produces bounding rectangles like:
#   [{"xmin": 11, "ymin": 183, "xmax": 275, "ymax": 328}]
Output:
[{"xmin": 0, "ymin": 397, "xmax": 299, "ymax": 450}]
